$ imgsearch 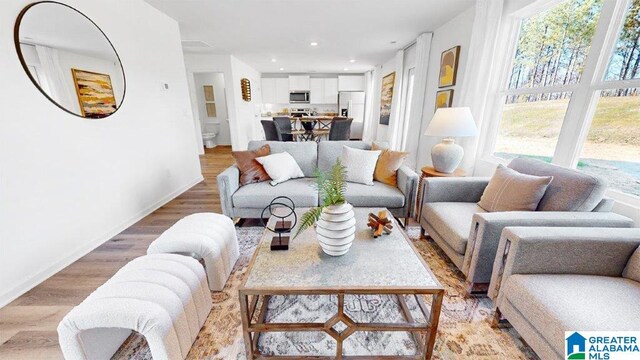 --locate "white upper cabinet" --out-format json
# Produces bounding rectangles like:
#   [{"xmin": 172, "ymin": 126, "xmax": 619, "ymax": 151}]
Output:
[
  {"xmin": 275, "ymin": 78, "xmax": 290, "ymax": 103},
  {"xmin": 261, "ymin": 78, "xmax": 276, "ymax": 104},
  {"xmin": 338, "ymin": 75, "xmax": 365, "ymax": 91},
  {"xmin": 310, "ymin": 78, "xmax": 338, "ymax": 104},
  {"xmin": 323, "ymin": 78, "xmax": 338, "ymax": 104},
  {"xmin": 309, "ymin": 78, "xmax": 324, "ymax": 104},
  {"xmin": 289, "ymin": 75, "xmax": 310, "ymax": 91}
]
